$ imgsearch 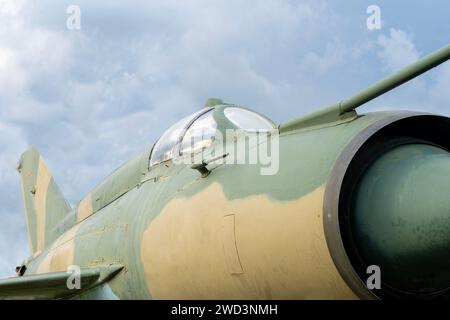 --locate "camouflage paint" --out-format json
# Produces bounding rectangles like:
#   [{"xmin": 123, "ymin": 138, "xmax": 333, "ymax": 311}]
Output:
[
  {"xmin": 17, "ymin": 107, "xmax": 413, "ymax": 299},
  {"xmin": 17, "ymin": 147, "xmax": 71, "ymax": 255},
  {"xmin": 5, "ymin": 44, "xmax": 450, "ymax": 299},
  {"xmin": 140, "ymin": 183, "xmax": 357, "ymax": 299}
]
